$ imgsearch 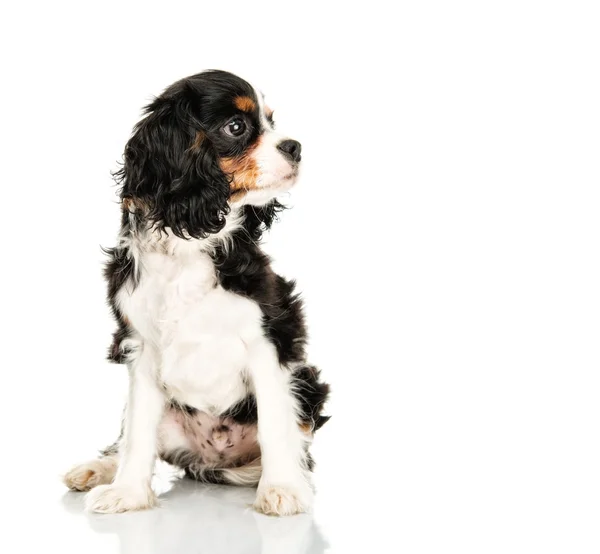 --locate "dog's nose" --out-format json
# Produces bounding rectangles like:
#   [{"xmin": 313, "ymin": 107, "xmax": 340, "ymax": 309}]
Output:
[{"xmin": 277, "ymin": 139, "xmax": 302, "ymax": 163}]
